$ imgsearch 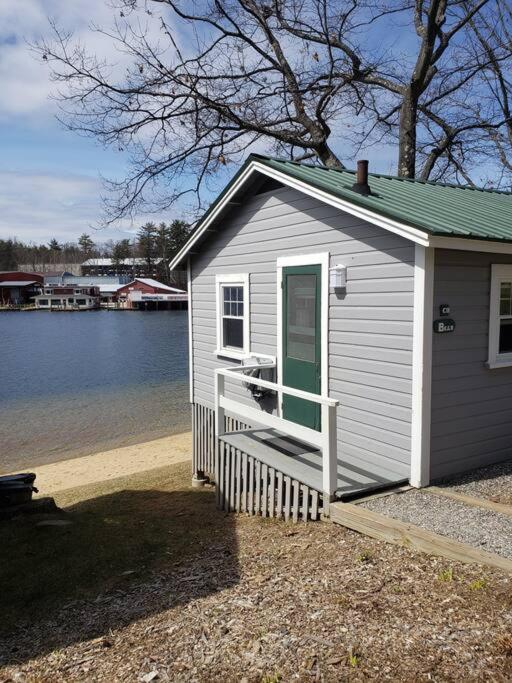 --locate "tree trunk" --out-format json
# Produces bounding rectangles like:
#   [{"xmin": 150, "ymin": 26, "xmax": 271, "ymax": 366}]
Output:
[
  {"xmin": 398, "ymin": 90, "xmax": 418, "ymax": 178},
  {"xmin": 315, "ymin": 143, "xmax": 345, "ymax": 169}
]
